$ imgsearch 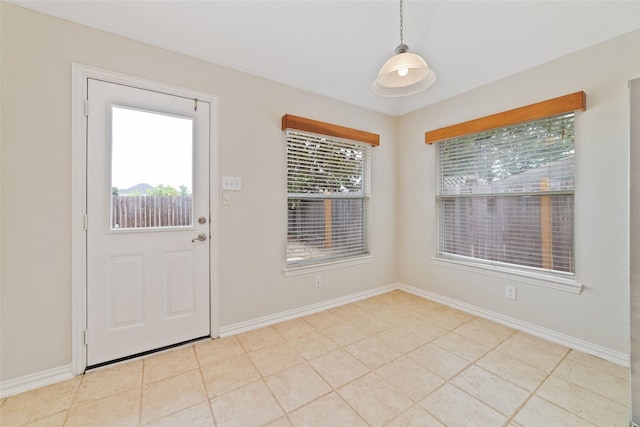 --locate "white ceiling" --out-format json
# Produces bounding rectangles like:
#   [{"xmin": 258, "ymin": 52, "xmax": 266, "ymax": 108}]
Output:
[{"xmin": 12, "ymin": 1, "xmax": 640, "ymax": 116}]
